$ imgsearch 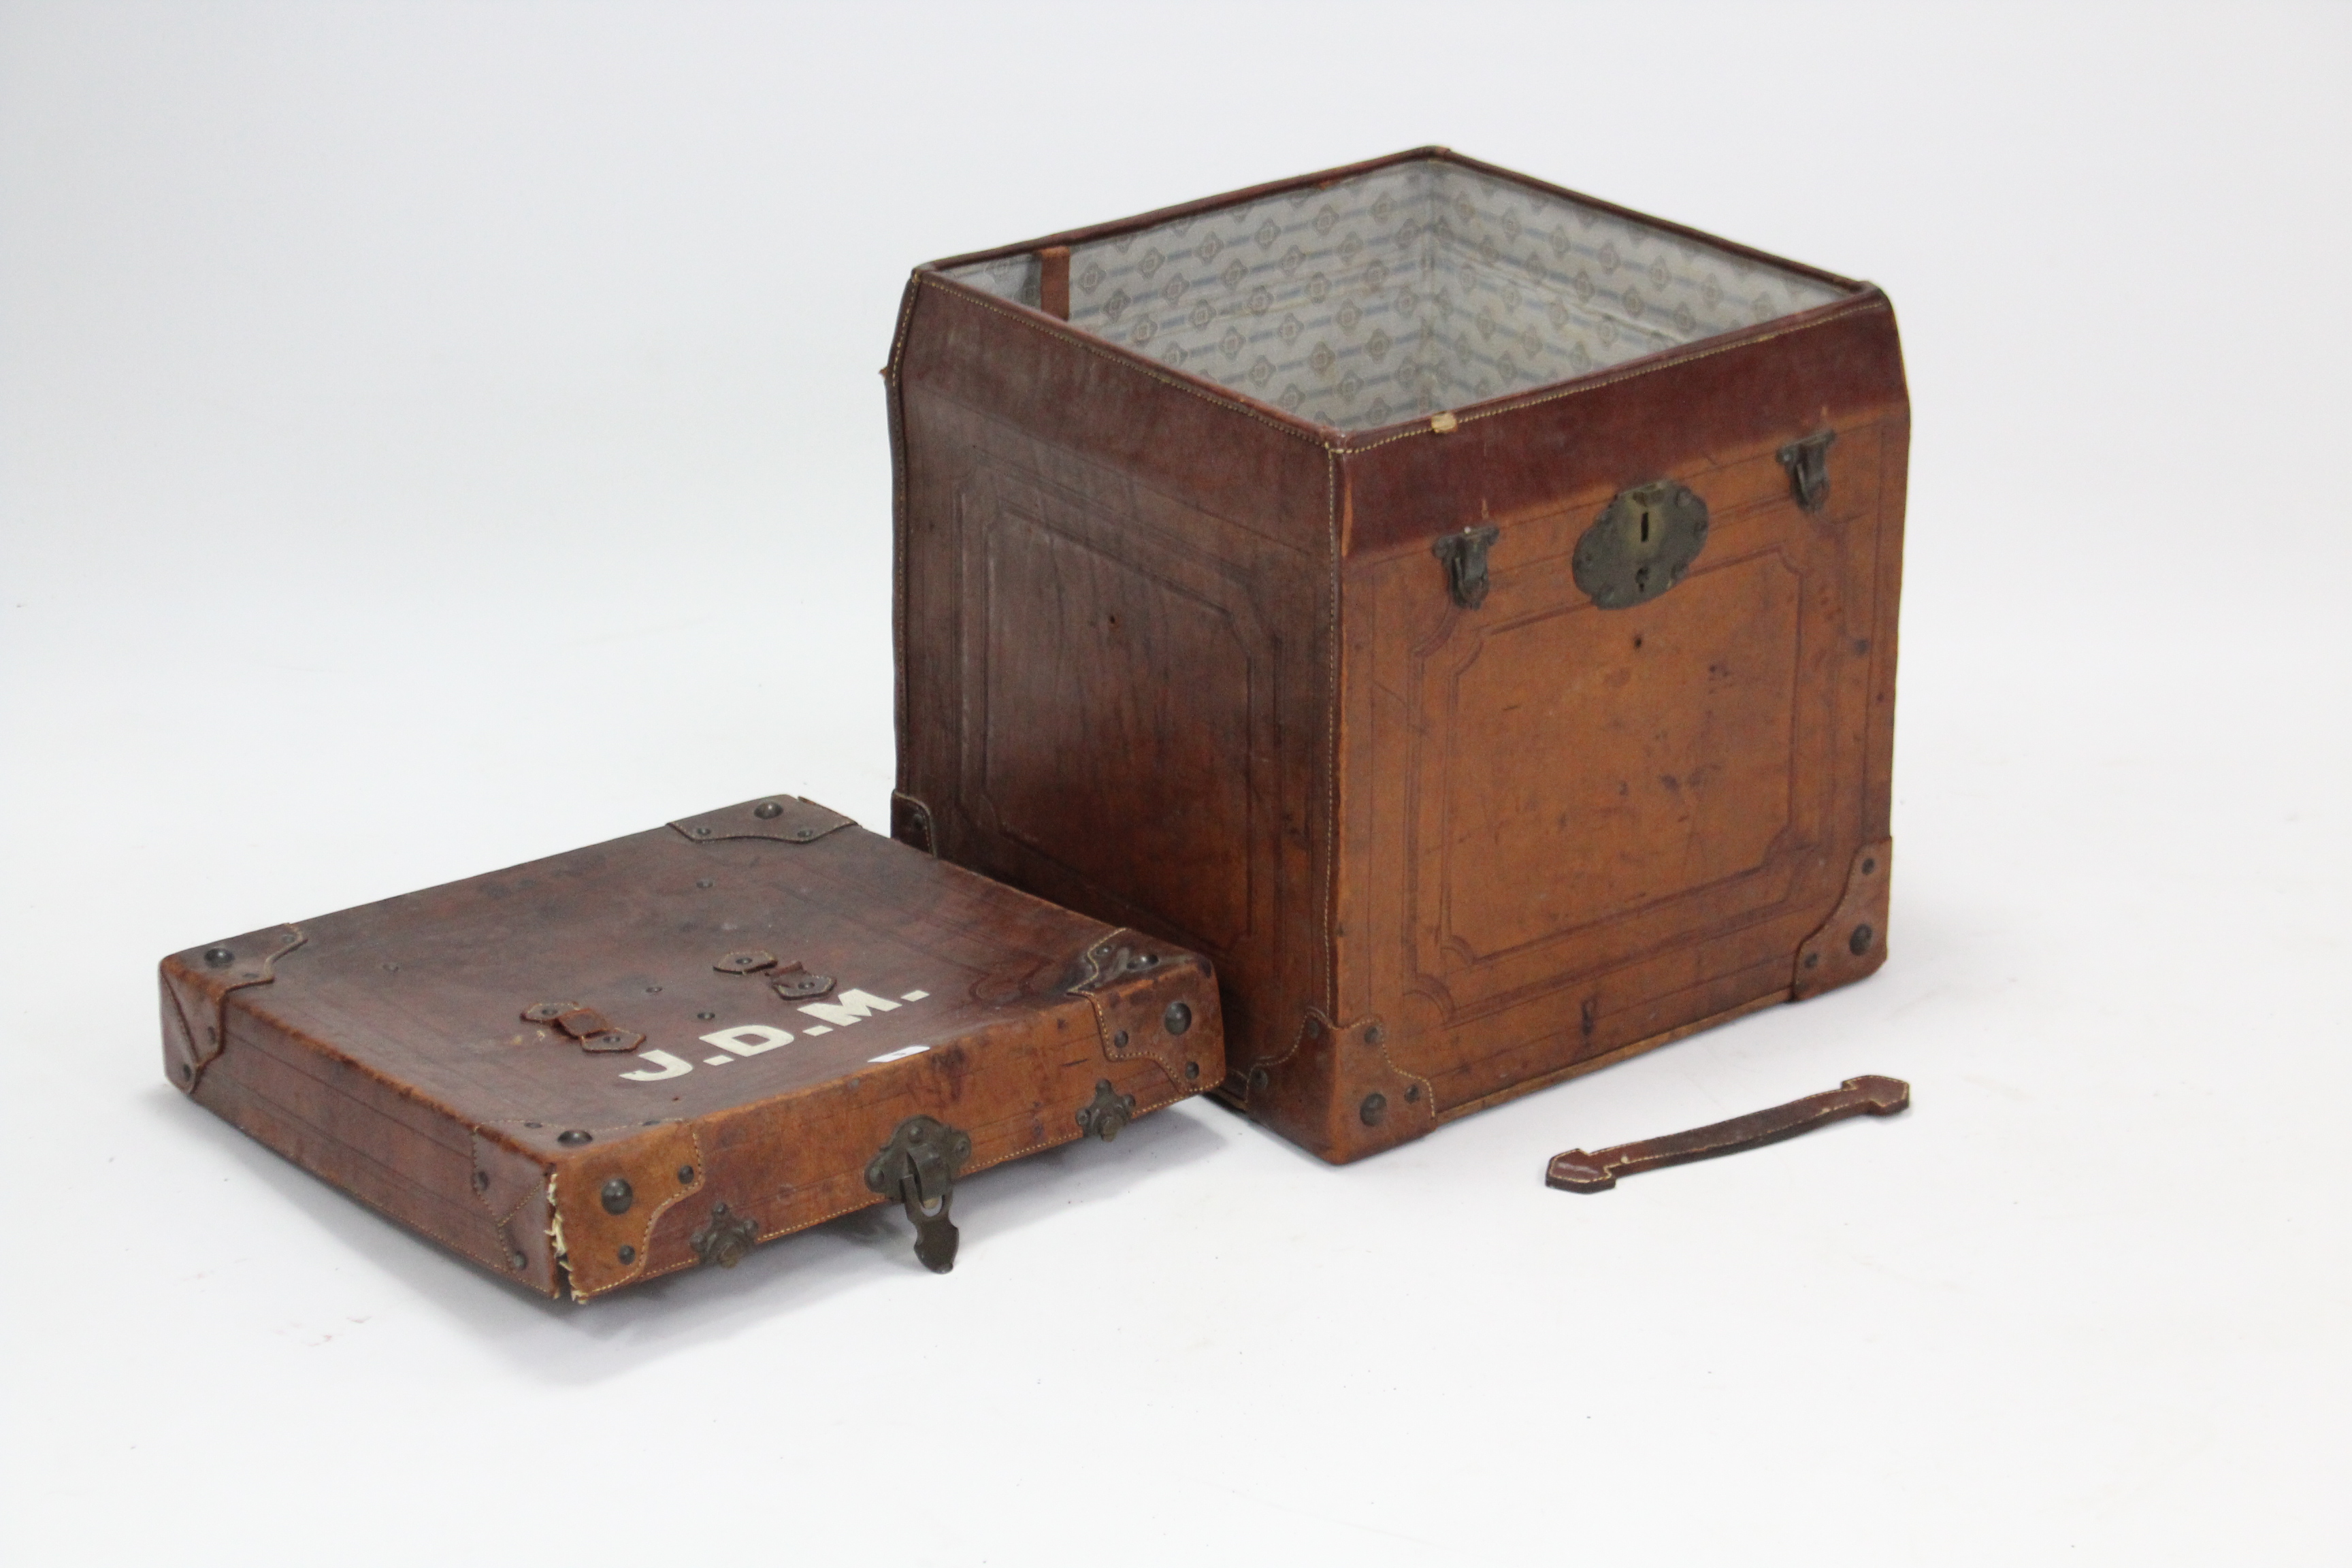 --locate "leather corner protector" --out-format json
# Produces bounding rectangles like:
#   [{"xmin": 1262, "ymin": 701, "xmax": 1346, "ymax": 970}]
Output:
[
  {"xmin": 159, "ymin": 924, "xmax": 306, "ymax": 1092},
  {"xmin": 1066, "ymin": 930, "xmax": 1224, "ymax": 1094},
  {"xmin": 889, "ymin": 790, "xmax": 936, "ymax": 855},
  {"xmin": 1793, "ymin": 838, "xmax": 1893, "ymax": 1000},
  {"xmin": 549, "ymin": 1122, "xmax": 706, "ymax": 1301},
  {"xmin": 1241, "ymin": 1011, "xmax": 1437, "ymax": 1162},
  {"xmin": 670, "ymin": 795, "xmax": 855, "ymax": 847}
]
